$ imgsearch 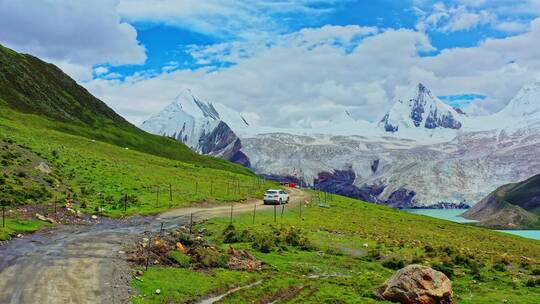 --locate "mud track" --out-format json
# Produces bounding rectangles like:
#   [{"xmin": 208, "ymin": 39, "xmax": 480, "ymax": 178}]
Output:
[{"xmin": 0, "ymin": 188, "xmax": 309, "ymax": 304}]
